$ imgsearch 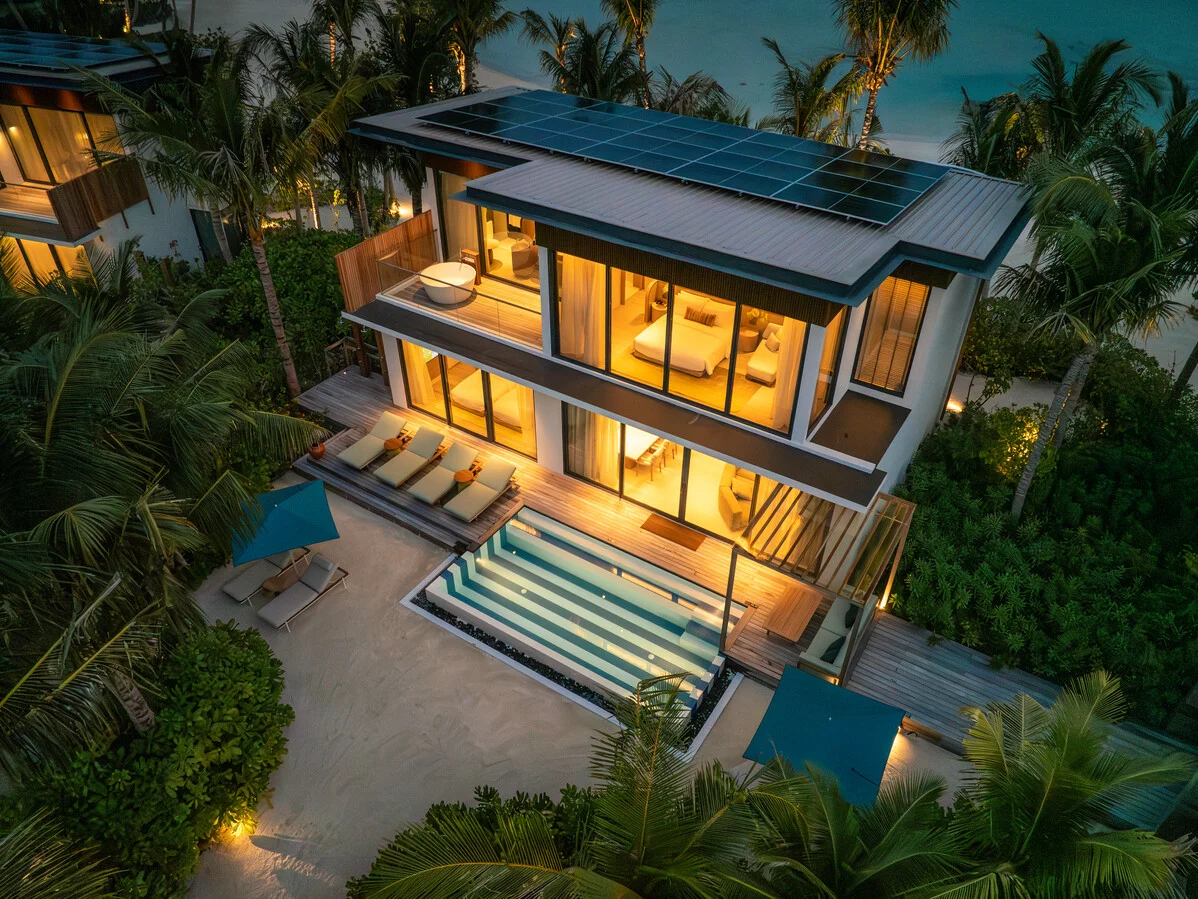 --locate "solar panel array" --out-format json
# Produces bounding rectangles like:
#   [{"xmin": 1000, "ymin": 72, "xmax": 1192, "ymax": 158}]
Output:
[
  {"xmin": 417, "ymin": 90, "xmax": 950, "ymax": 225},
  {"xmin": 0, "ymin": 29, "xmax": 165, "ymax": 72}
]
